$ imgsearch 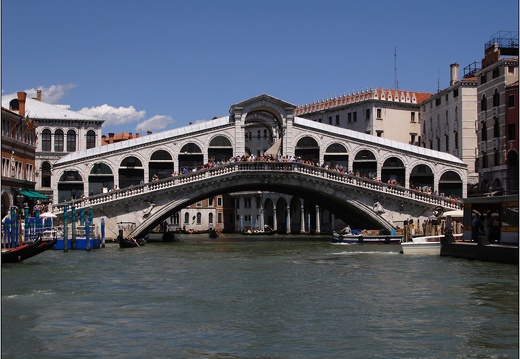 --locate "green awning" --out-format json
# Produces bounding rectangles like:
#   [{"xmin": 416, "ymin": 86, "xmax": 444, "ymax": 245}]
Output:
[{"xmin": 20, "ymin": 190, "xmax": 49, "ymax": 201}]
